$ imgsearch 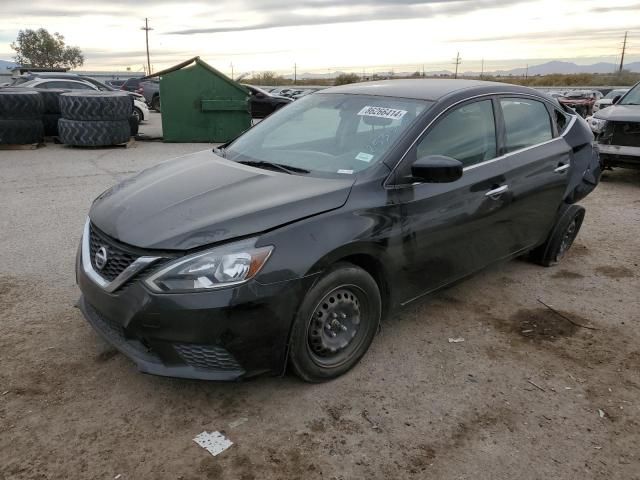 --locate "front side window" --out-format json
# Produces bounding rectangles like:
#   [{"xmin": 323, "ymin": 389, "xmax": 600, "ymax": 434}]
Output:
[
  {"xmin": 416, "ymin": 99, "xmax": 497, "ymax": 167},
  {"xmin": 500, "ymin": 98, "xmax": 553, "ymax": 152},
  {"xmin": 226, "ymin": 94, "xmax": 432, "ymax": 176}
]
